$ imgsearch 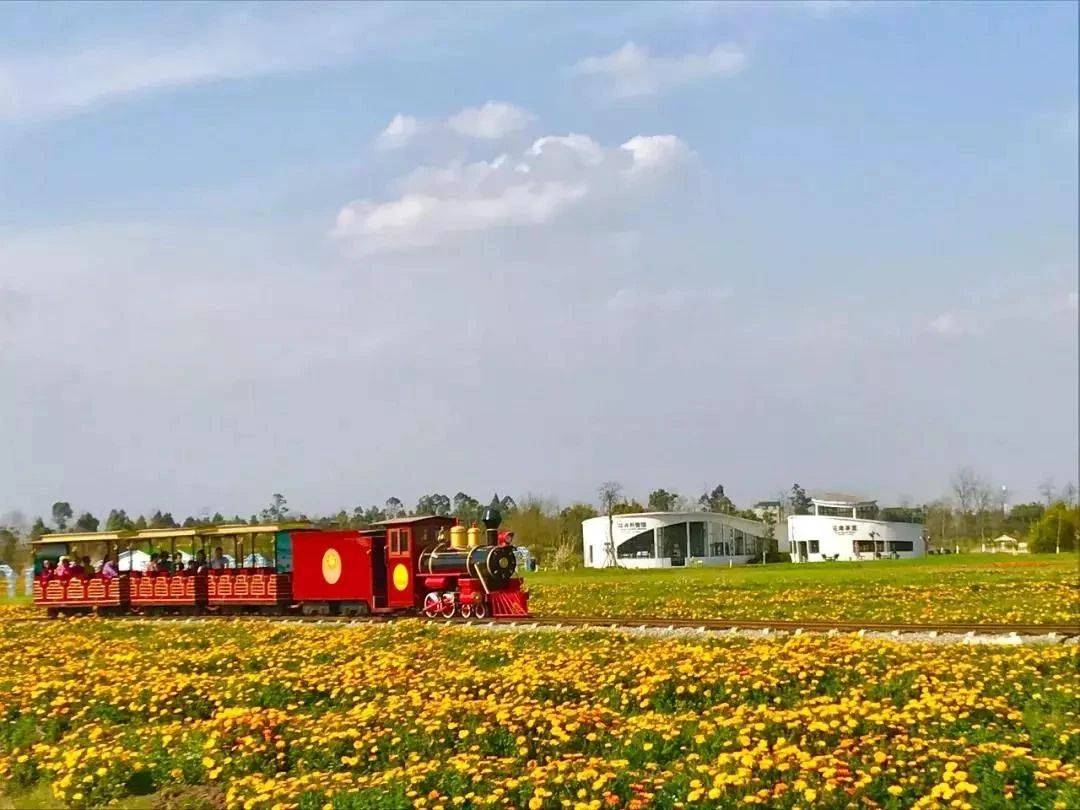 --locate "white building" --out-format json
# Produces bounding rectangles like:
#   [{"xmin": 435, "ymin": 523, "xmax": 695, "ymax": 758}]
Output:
[
  {"xmin": 582, "ymin": 511, "xmax": 782, "ymax": 569},
  {"xmin": 787, "ymin": 493, "xmax": 924, "ymax": 562}
]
